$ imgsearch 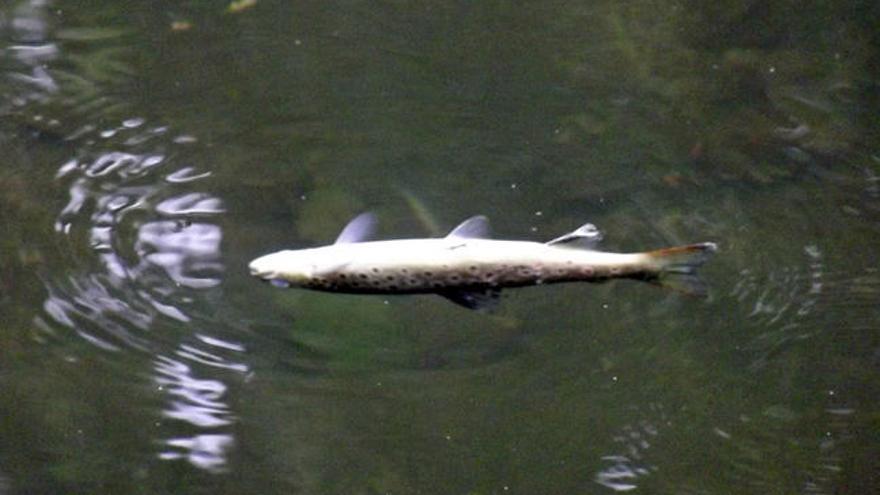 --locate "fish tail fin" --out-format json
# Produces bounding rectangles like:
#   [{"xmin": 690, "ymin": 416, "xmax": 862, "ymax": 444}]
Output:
[{"xmin": 643, "ymin": 242, "xmax": 718, "ymax": 296}]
